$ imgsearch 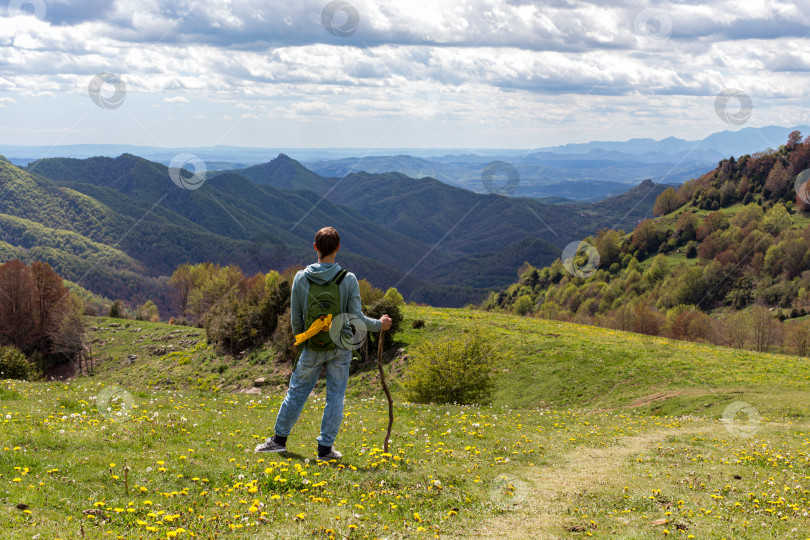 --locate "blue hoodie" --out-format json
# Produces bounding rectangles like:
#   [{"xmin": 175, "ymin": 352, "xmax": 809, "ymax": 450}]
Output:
[{"xmin": 290, "ymin": 262, "xmax": 382, "ymax": 339}]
